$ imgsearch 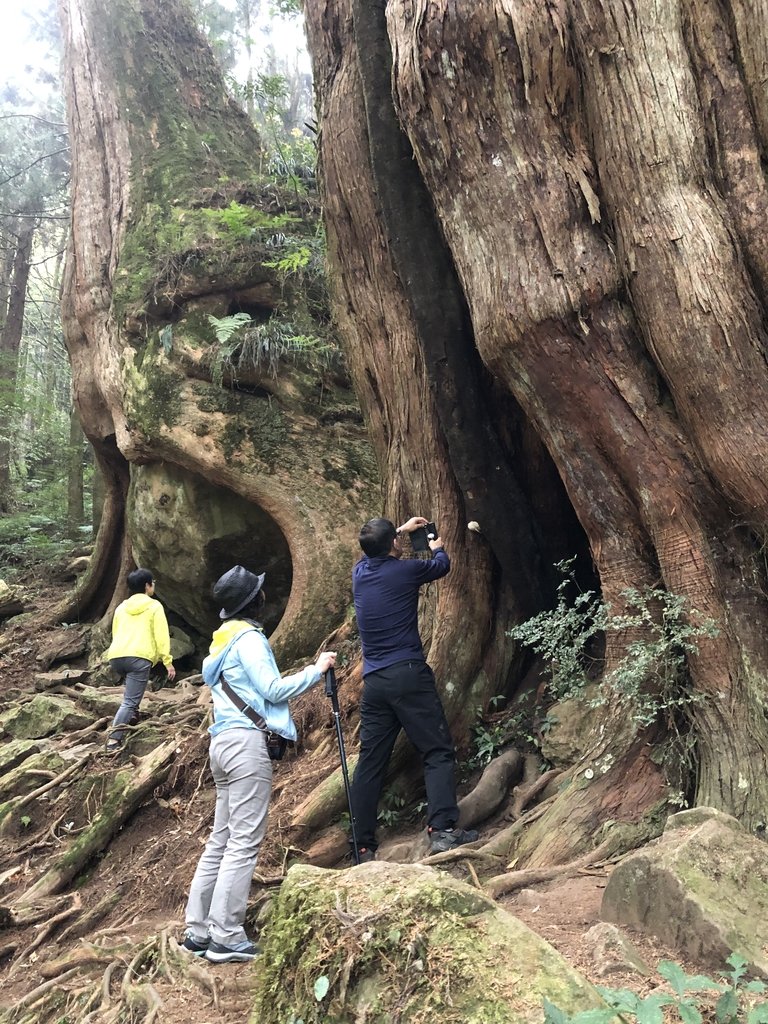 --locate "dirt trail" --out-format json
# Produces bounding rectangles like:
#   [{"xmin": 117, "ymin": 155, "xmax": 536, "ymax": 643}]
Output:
[{"xmin": 0, "ymin": 569, "xmax": 692, "ymax": 1023}]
